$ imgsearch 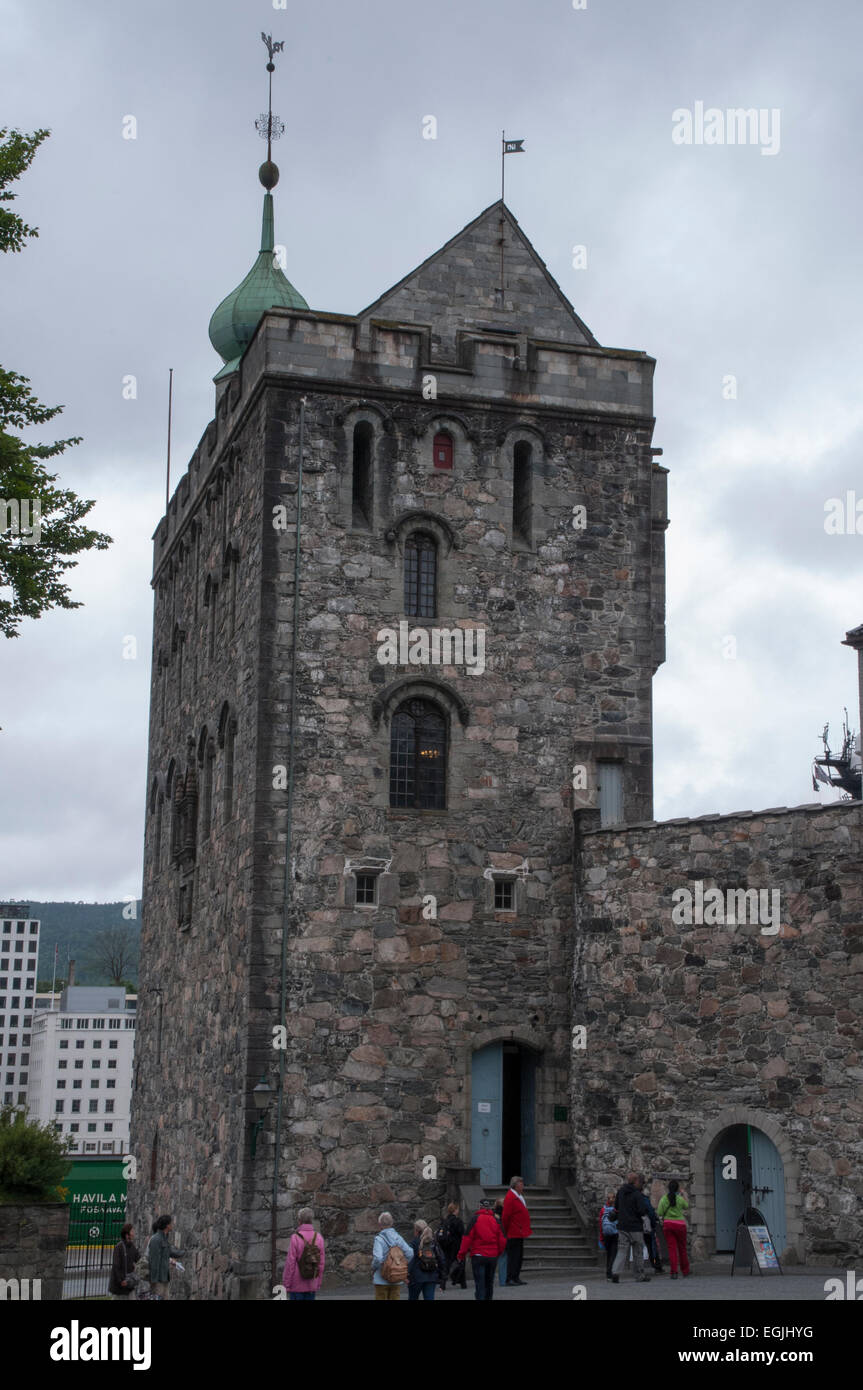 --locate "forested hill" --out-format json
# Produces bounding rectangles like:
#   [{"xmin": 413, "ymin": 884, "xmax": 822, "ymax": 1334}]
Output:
[{"xmin": 3, "ymin": 901, "xmax": 142, "ymax": 988}]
